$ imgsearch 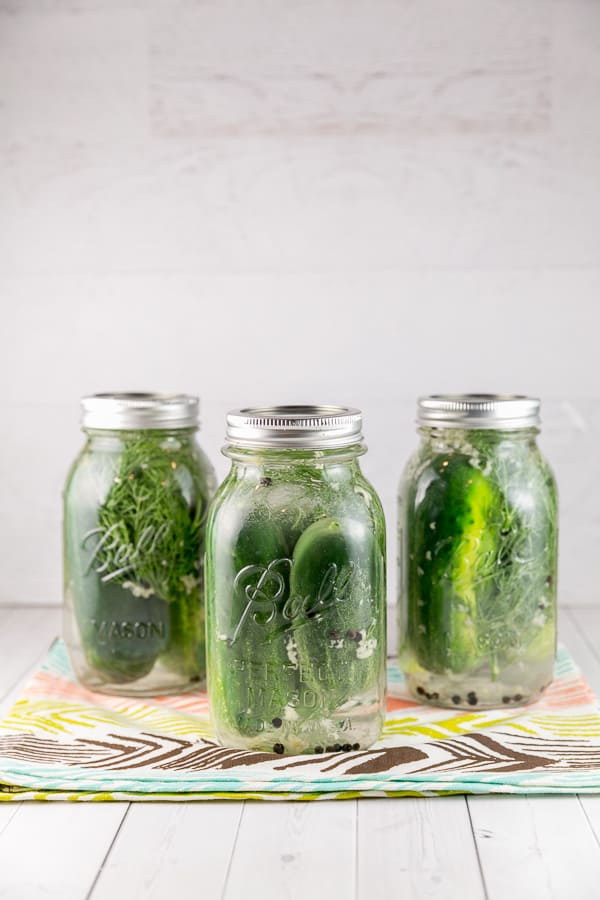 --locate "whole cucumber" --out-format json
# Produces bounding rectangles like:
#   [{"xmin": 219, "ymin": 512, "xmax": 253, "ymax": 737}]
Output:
[
  {"xmin": 290, "ymin": 517, "xmax": 382, "ymax": 710},
  {"xmin": 74, "ymin": 579, "xmax": 169, "ymax": 683},
  {"xmin": 211, "ymin": 515, "xmax": 298, "ymax": 735},
  {"xmin": 408, "ymin": 454, "xmax": 499, "ymax": 674}
]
